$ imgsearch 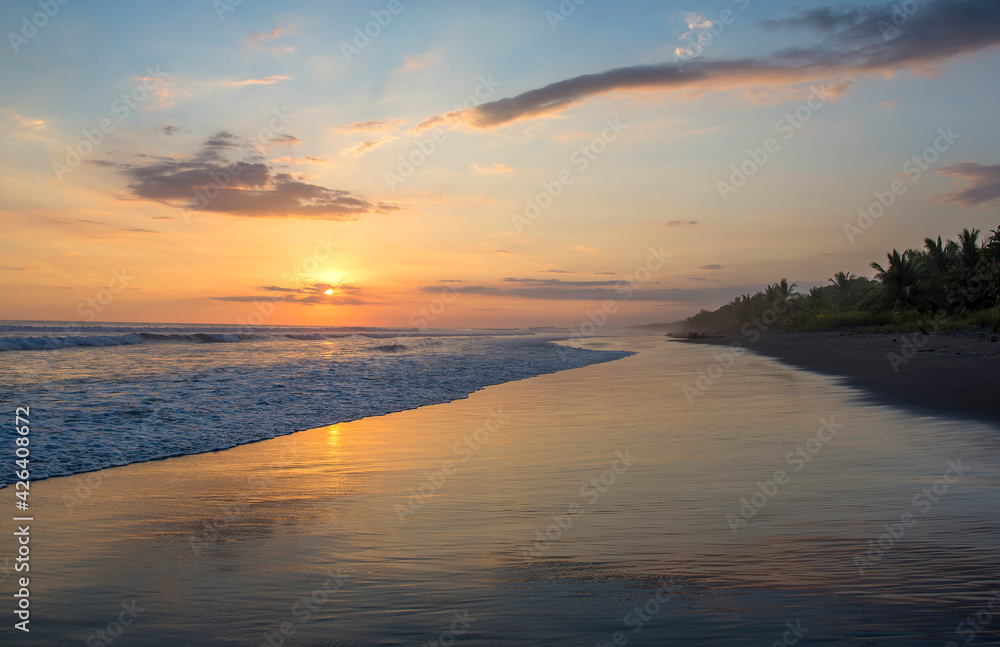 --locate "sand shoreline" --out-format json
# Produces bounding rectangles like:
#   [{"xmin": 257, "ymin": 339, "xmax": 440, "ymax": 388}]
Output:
[{"xmin": 677, "ymin": 330, "xmax": 1000, "ymax": 427}]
